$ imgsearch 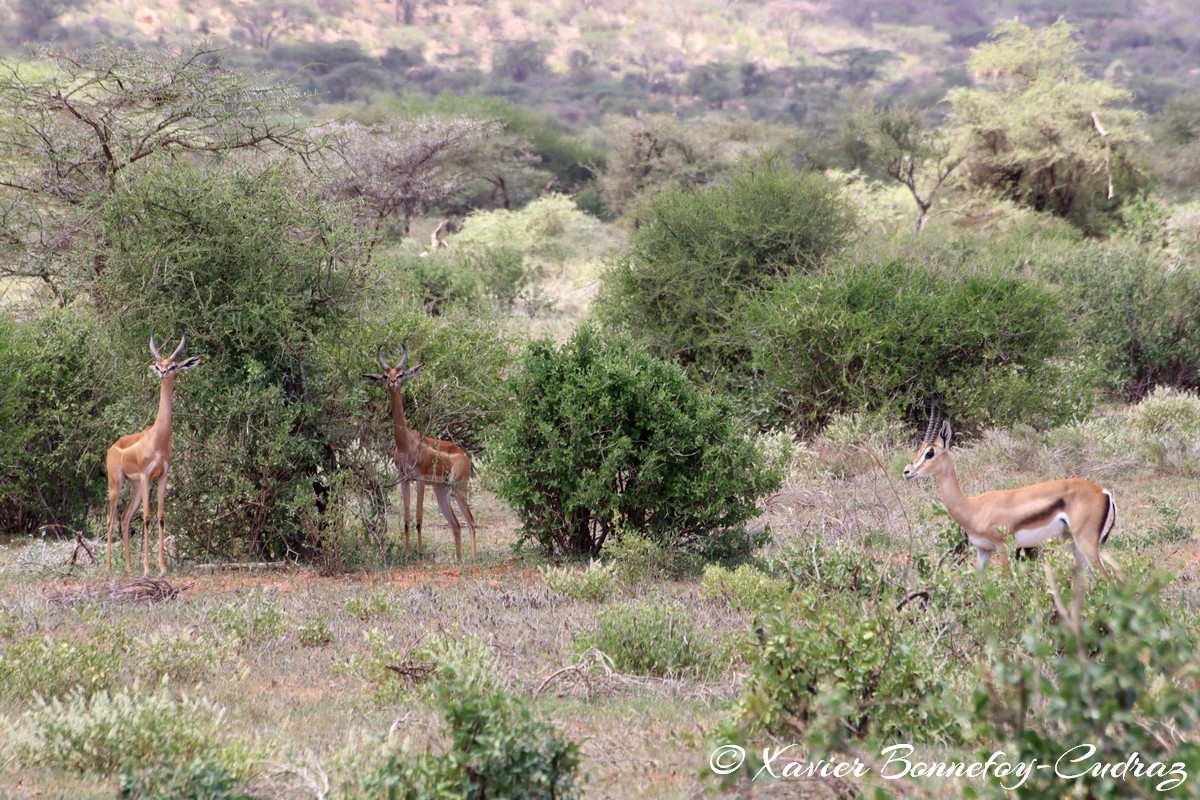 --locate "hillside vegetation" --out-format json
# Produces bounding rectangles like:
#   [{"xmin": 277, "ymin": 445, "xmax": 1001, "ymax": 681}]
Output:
[{"xmin": 2, "ymin": 4, "xmax": 1200, "ymax": 799}]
